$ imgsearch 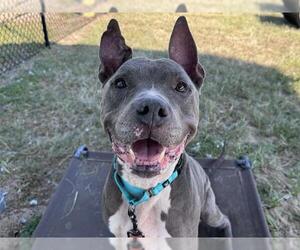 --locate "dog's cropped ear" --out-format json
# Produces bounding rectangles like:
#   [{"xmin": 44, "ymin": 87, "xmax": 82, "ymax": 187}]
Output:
[
  {"xmin": 169, "ymin": 16, "xmax": 205, "ymax": 88},
  {"xmin": 99, "ymin": 19, "xmax": 132, "ymax": 83}
]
